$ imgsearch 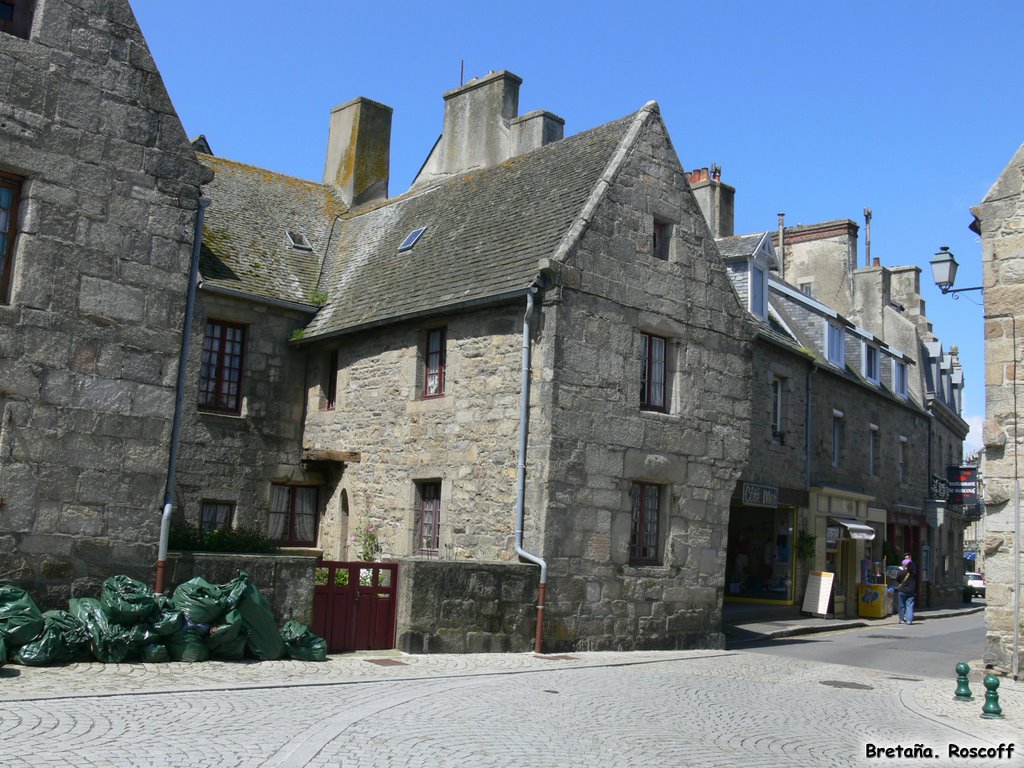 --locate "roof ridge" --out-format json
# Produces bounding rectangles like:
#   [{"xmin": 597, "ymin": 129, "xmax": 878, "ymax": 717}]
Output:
[
  {"xmin": 200, "ymin": 153, "xmax": 328, "ymax": 190},
  {"xmin": 545, "ymin": 102, "xmax": 659, "ymax": 268}
]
